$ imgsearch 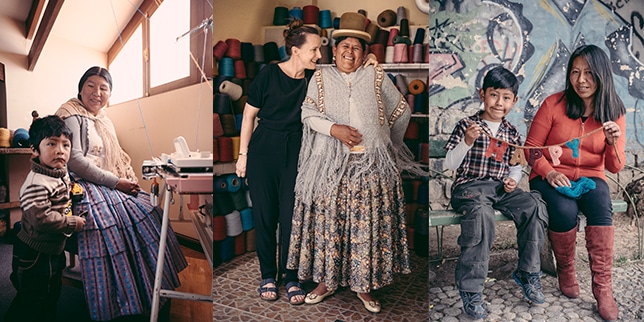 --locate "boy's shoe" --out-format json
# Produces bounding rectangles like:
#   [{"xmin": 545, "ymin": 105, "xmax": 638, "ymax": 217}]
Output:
[
  {"xmin": 512, "ymin": 270, "xmax": 545, "ymax": 304},
  {"xmin": 458, "ymin": 290, "xmax": 487, "ymax": 319}
]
